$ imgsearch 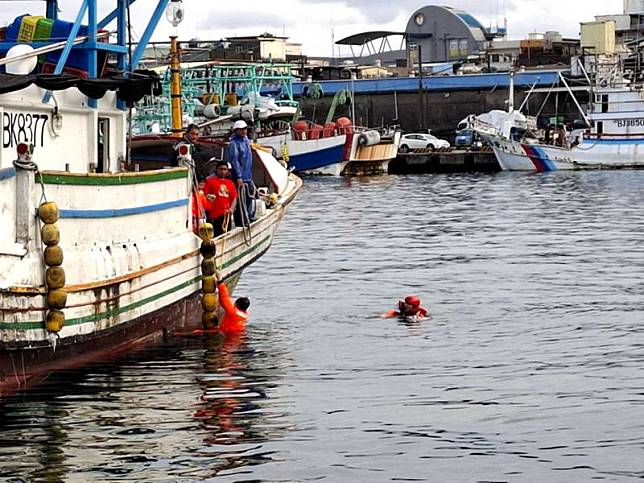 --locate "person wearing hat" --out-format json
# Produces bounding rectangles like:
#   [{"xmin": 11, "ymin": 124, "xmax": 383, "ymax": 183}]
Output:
[
  {"xmin": 381, "ymin": 295, "xmax": 430, "ymax": 320},
  {"xmin": 228, "ymin": 119, "xmax": 255, "ymax": 227},
  {"xmin": 203, "ymin": 160, "xmax": 237, "ymax": 236}
]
